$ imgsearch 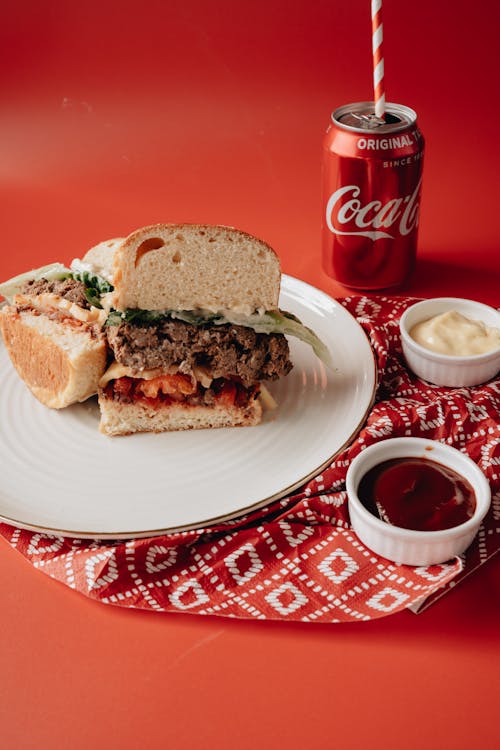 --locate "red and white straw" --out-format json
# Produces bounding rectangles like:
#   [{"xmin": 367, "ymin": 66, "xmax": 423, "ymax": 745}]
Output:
[{"xmin": 371, "ymin": 0, "xmax": 385, "ymax": 119}]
